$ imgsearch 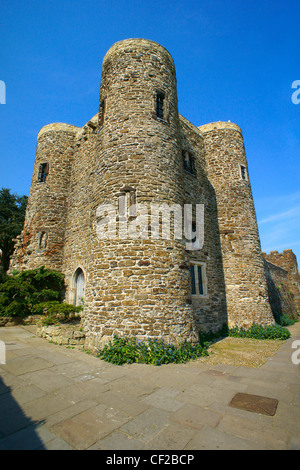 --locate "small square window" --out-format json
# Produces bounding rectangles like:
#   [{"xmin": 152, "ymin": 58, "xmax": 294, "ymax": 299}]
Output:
[{"xmin": 37, "ymin": 163, "xmax": 49, "ymax": 183}]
